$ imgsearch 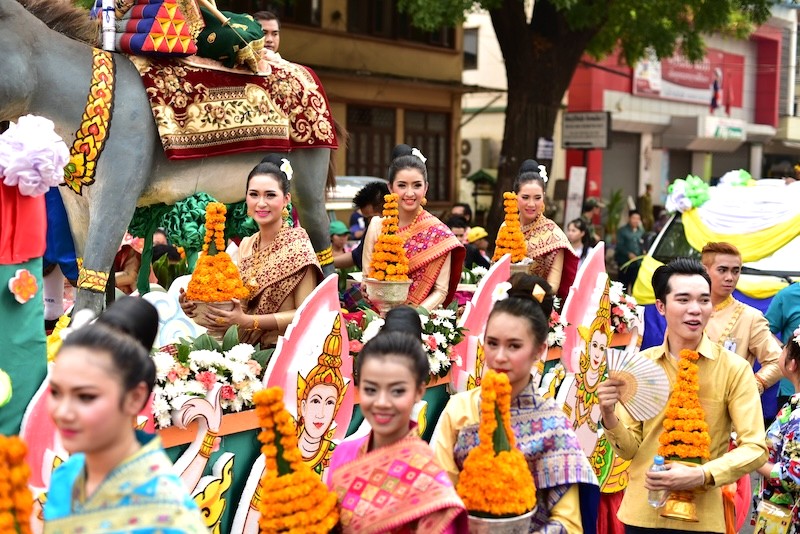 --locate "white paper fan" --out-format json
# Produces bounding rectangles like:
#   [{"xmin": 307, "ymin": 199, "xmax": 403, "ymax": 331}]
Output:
[{"xmin": 606, "ymin": 348, "xmax": 669, "ymax": 421}]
